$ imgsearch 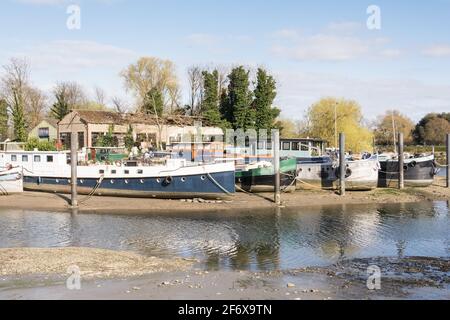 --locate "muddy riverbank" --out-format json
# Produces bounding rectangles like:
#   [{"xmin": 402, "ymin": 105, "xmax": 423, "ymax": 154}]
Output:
[
  {"xmin": 0, "ymin": 255, "xmax": 448, "ymax": 300},
  {"xmin": 0, "ymin": 177, "xmax": 449, "ymax": 213}
]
